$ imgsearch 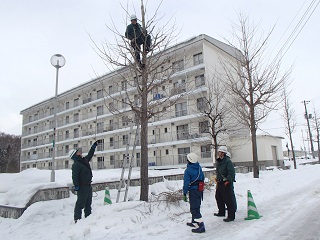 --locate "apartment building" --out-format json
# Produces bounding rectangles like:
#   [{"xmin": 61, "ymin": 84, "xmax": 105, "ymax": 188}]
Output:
[{"xmin": 20, "ymin": 34, "xmax": 249, "ymax": 171}]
